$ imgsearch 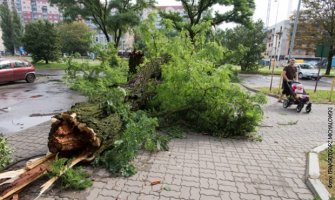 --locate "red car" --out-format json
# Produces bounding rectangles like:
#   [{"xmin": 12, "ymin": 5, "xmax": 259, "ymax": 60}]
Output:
[{"xmin": 0, "ymin": 59, "xmax": 36, "ymax": 83}]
